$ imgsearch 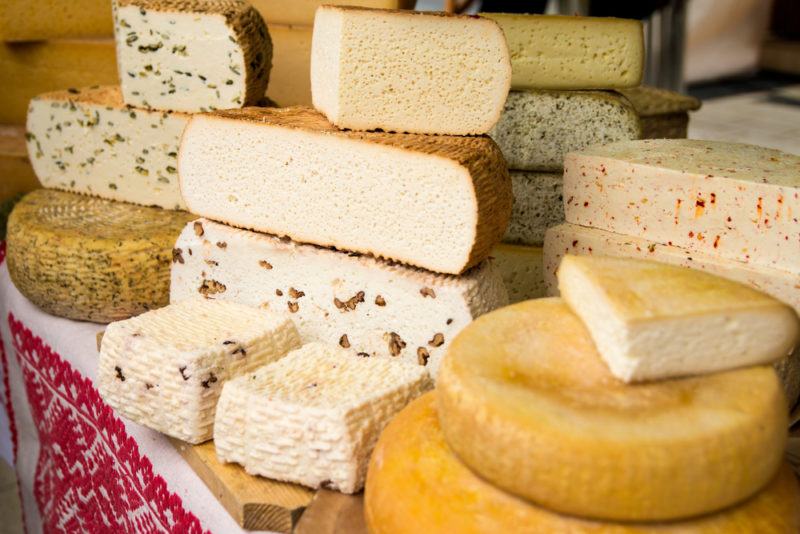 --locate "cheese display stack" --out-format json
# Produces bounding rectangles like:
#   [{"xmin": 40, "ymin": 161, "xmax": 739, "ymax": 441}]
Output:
[{"xmin": 0, "ymin": 126, "xmax": 38, "ymax": 203}]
